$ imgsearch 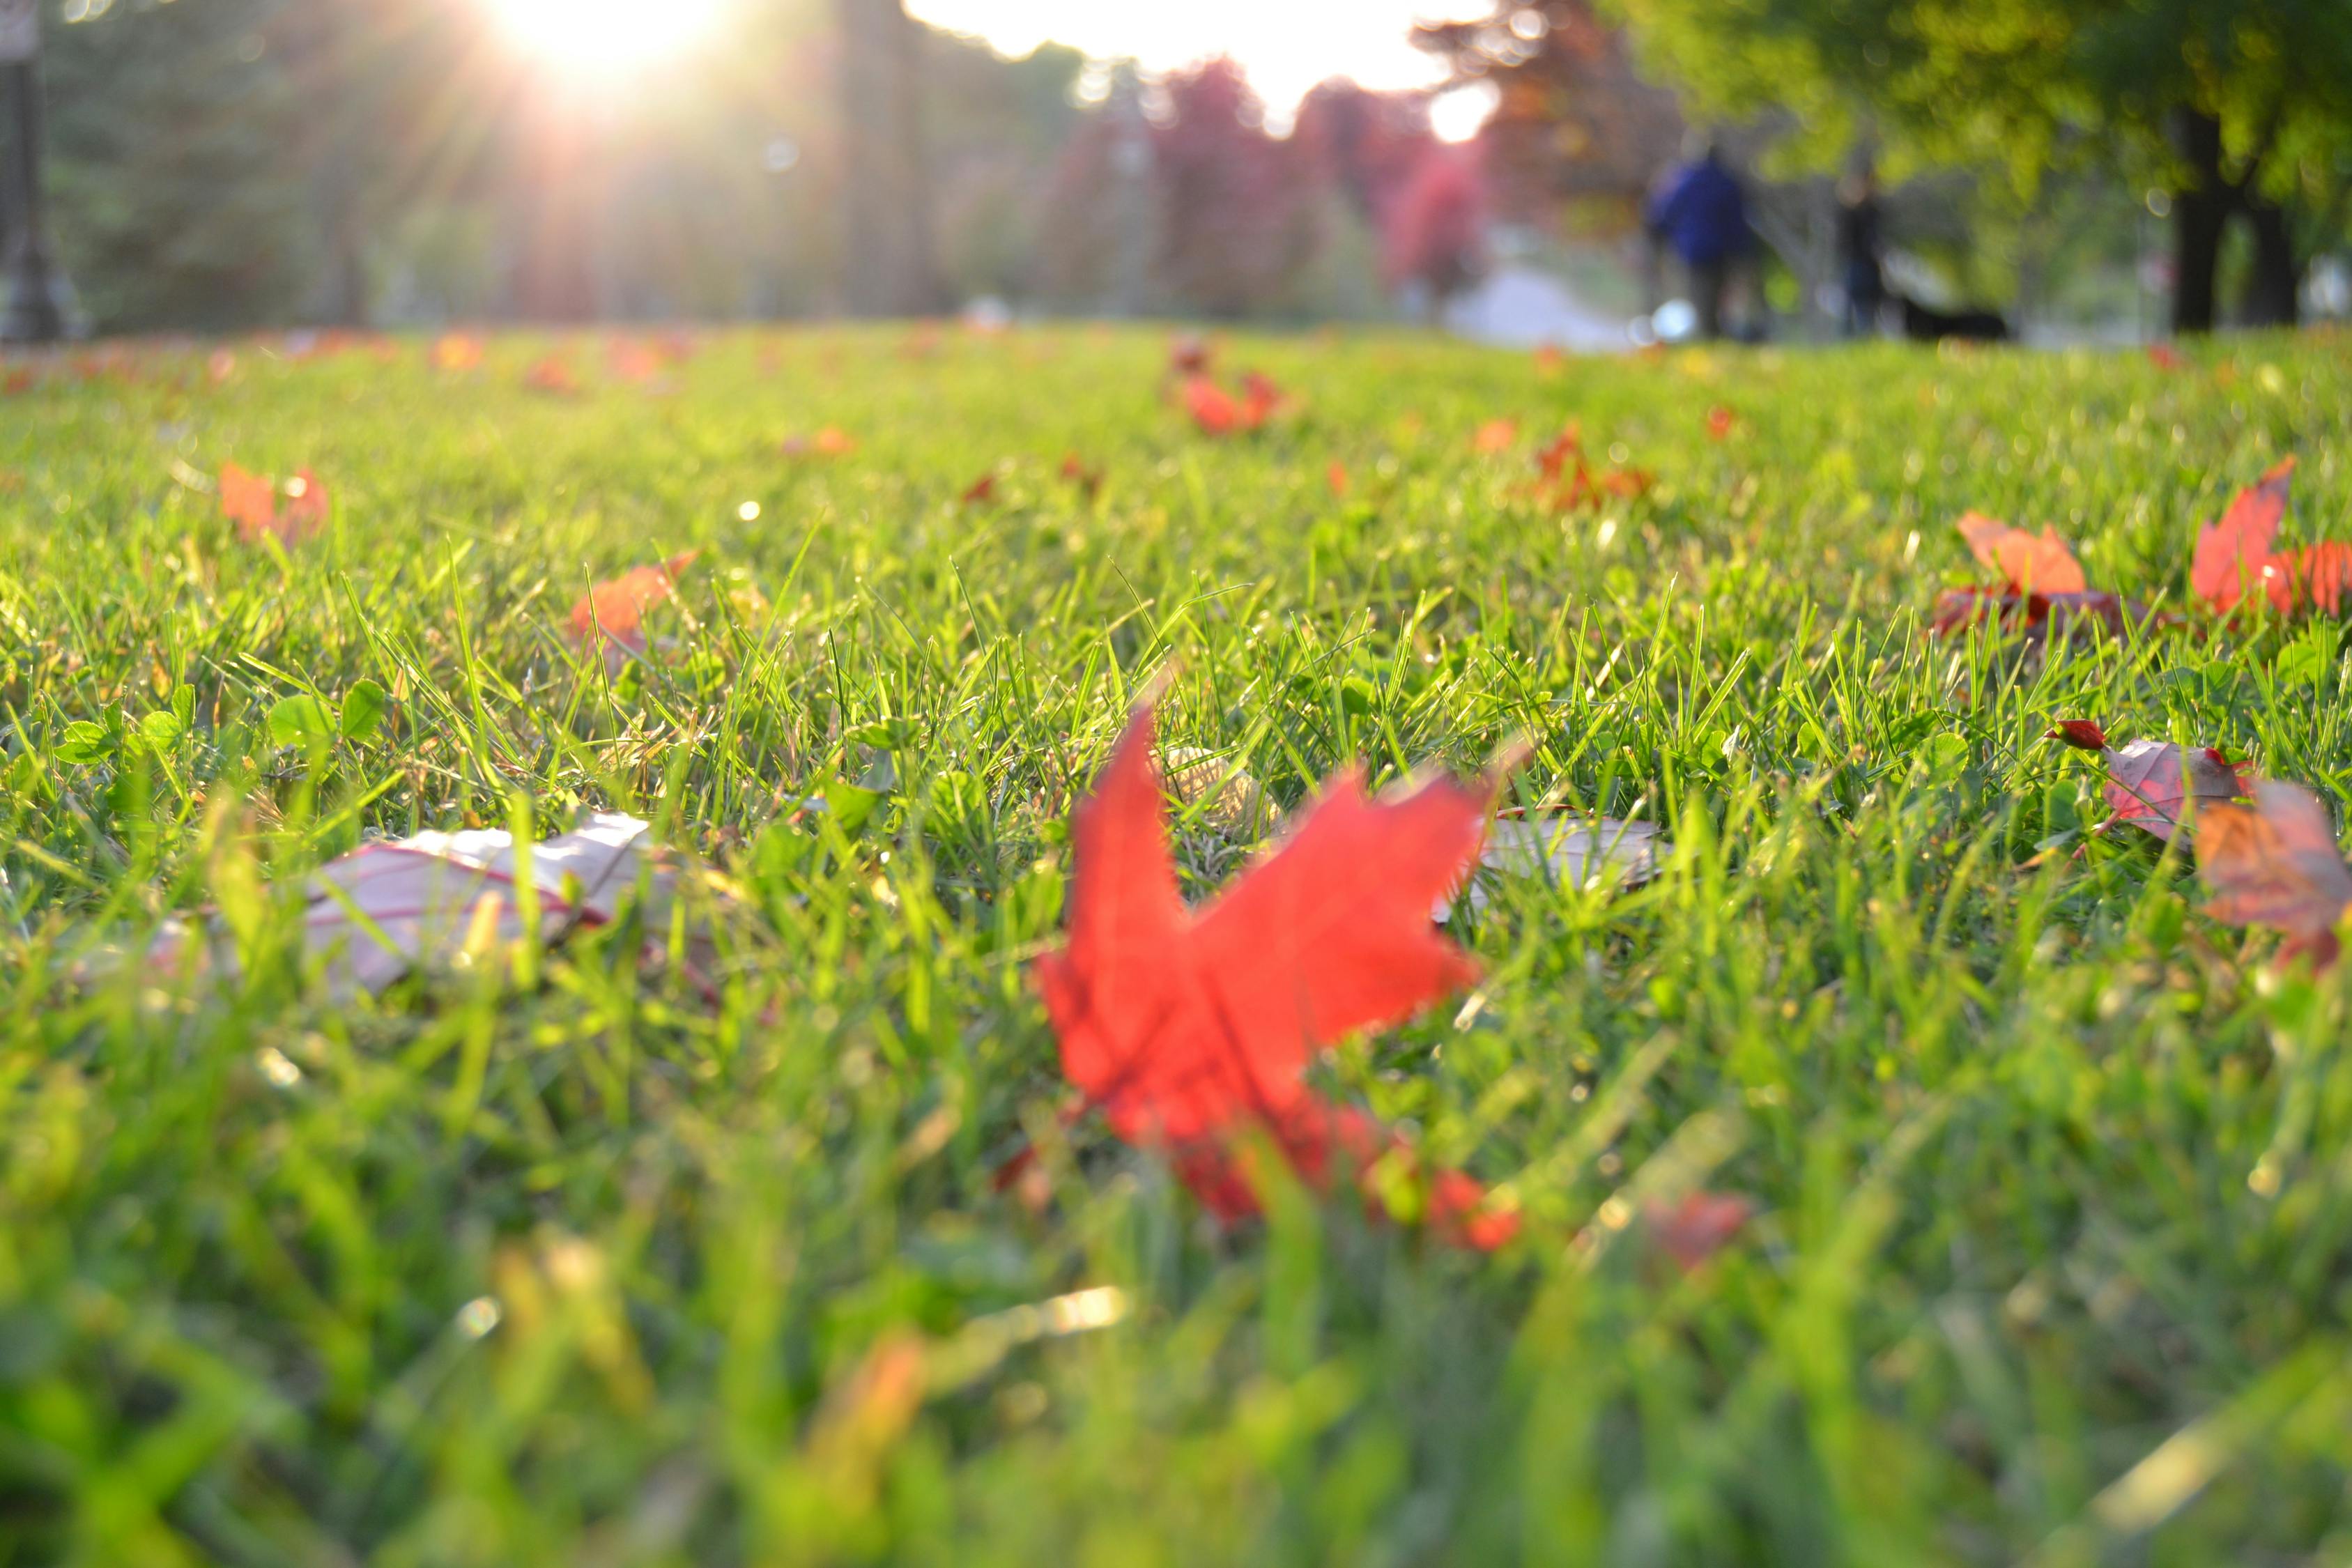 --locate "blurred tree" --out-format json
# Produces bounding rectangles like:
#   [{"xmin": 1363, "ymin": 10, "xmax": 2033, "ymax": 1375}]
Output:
[
  {"xmin": 923, "ymin": 33, "xmax": 1084, "ymax": 303},
  {"xmin": 44, "ymin": 0, "xmax": 314, "ymax": 330},
  {"xmin": 1296, "ymin": 82, "xmax": 1487, "ymax": 314},
  {"xmin": 1597, "ymin": 0, "xmax": 2352, "ymax": 332},
  {"xmin": 836, "ymin": 0, "xmax": 944, "ymax": 316},
  {"xmin": 1147, "ymin": 58, "xmax": 1317, "ymax": 318},
  {"xmin": 1411, "ymin": 2, "xmax": 1683, "ymax": 231},
  {"xmin": 1381, "ymin": 143, "xmax": 1489, "ymax": 313}
]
